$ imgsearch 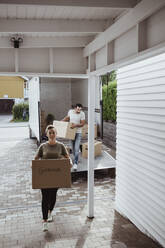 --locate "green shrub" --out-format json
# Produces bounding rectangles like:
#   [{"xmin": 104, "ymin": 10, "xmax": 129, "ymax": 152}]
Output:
[
  {"xmin": 12, "ymin": 103, "xmax": 29, "ymax": 121},
  {"xmin": 102, "ymin": 80, "xmax": 117, "ymax": 122}
]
